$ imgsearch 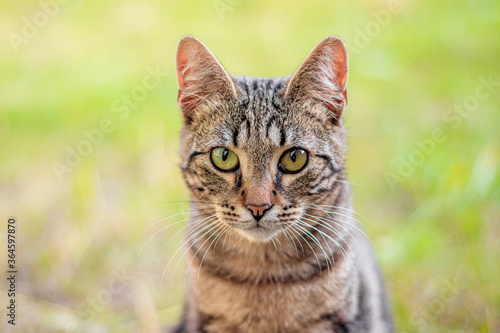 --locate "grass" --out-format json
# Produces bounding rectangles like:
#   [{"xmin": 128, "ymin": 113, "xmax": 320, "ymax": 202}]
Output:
[{"xmin": 0, "ymin": 0, "xmax": 499, "ymax": 331}]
